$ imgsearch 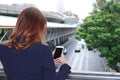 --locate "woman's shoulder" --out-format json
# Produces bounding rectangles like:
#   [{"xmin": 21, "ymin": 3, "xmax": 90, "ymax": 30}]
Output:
[
  {"xmin": 0, "ymin": 44, "xmax": 9, "ymax": 54},
  {"xmin": 33, "ymin": 43, "xmax": 51, "ymax": 51},
  {"xmin": 33, "ymin": 43, "xmax": 52, "ymax": 55},
  {"xmin": 34, "ymin": 43, "xmax": 49, "ymax": 48},
  {"xmin": 0, "ymin": 44, "xmax": 7, "ymax": 49}
]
